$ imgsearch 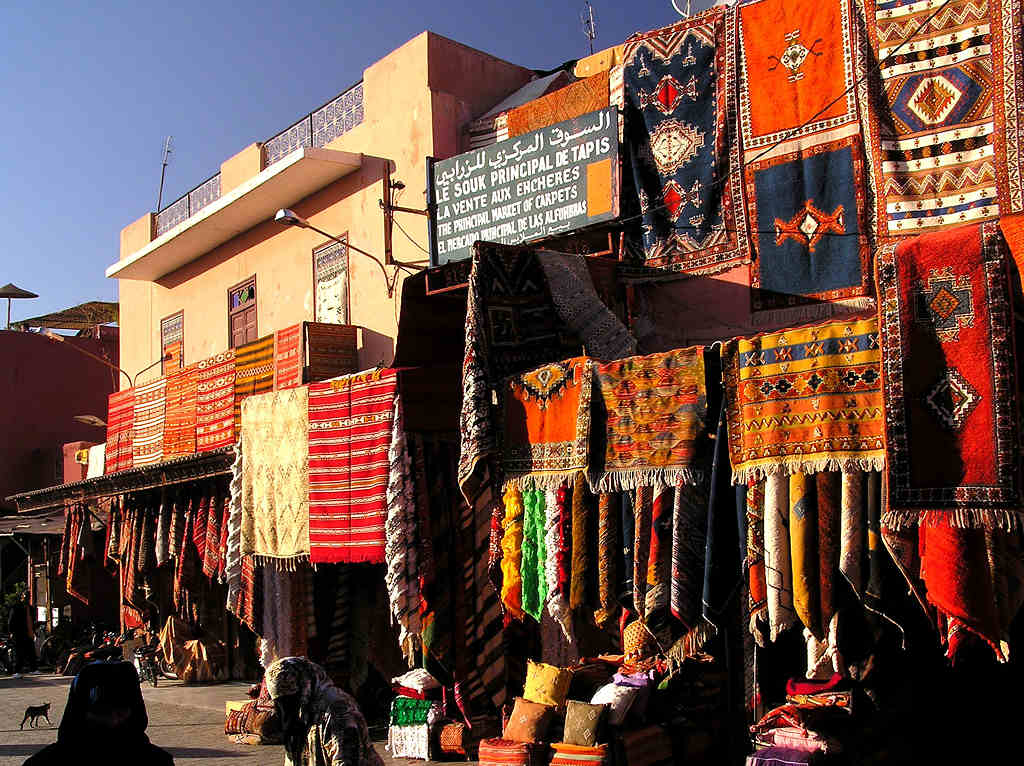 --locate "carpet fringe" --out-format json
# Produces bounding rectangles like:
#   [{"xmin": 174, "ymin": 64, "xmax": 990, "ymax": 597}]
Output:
[
  {"xmin": 732, "ymin": 456, "xmax": 885, "ymax": 485},
  {"xmin": 254, "ymin": 553, "xmax": 309, "ymax": 571},
  {"xmin": 881, "ymin": 508, "xmax": 1023, "ymax": 532},
  {"xmin": 503, "ymin": 471, "xmax": 581, "ymax": 493},
  {"xmin": 590, "ymin": 467, "xmax": 704, "ymax": 493}
]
